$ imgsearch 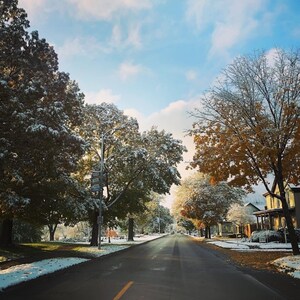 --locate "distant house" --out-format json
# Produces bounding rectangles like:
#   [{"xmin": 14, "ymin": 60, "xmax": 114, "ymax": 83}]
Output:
[
  {"xmin": 253, "ymin": 182, "xmax": 300, "ymax": 230},
  {"xmin": 217, "ymin": 203, "xmax": 260, "ymax": 237},
  {"xmin": 243, "ymin": 202, "xmax": 261, "ymax": 237}
]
